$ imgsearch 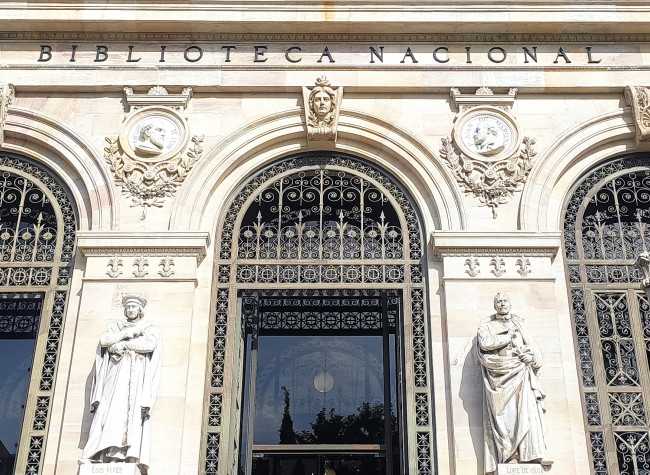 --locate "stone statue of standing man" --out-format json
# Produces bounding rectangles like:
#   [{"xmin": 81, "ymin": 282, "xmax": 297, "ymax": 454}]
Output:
[
  {"xmin": 477, "ymin": 292, "xmax": 552, "ymax": 473},
  {"xmin": 80, "ymin": 294, "xmax": 162, "ymax": 474}
]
